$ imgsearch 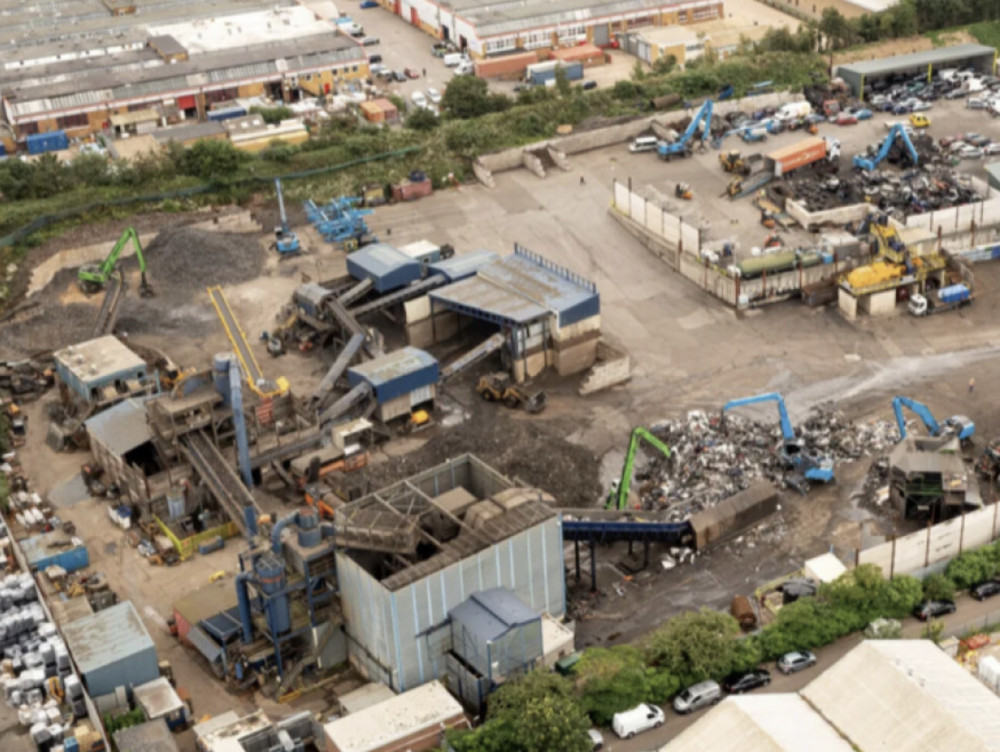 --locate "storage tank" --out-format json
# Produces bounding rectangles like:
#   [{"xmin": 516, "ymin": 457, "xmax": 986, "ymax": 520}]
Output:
[
  {"xmin": 255, "ymin": 554, "xmax": 290, "ymax": 636},
  {"xmin": 736, "ymin": 250, "xmax": 798, "ymax": 279},
  {"xmin": 730, "ymin": 595, "xmax": 757, "ymax": 630},
  {"xmin": 213, "ymin": 353, "xmax": 233, "ymax": 405},
  {"xmin": 297, "ymin": 507, "xmax": 322, "ymax": 547}
]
